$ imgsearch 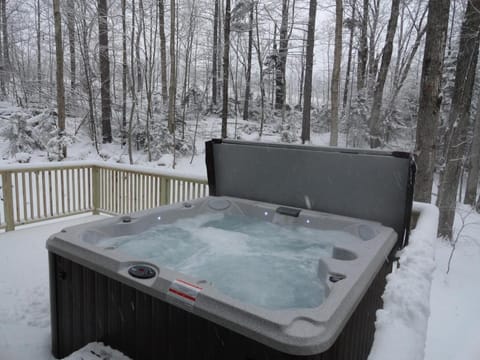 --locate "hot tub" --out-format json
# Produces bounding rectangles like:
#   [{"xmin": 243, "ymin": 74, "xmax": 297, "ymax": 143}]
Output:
[{"xmin": 47, "ymin": 196, "xmax": 396, "ymax": 359}]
